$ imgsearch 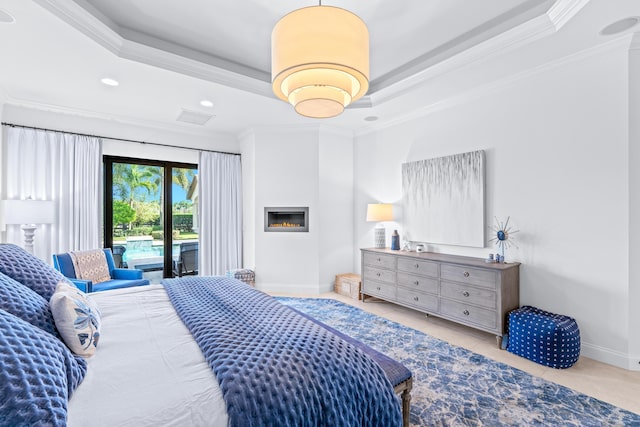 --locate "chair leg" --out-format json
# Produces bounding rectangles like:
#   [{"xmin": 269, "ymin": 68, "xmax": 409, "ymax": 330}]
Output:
[{"xmin": 401, "ymin": 388, "xmax": 411, "ymax": 427}]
